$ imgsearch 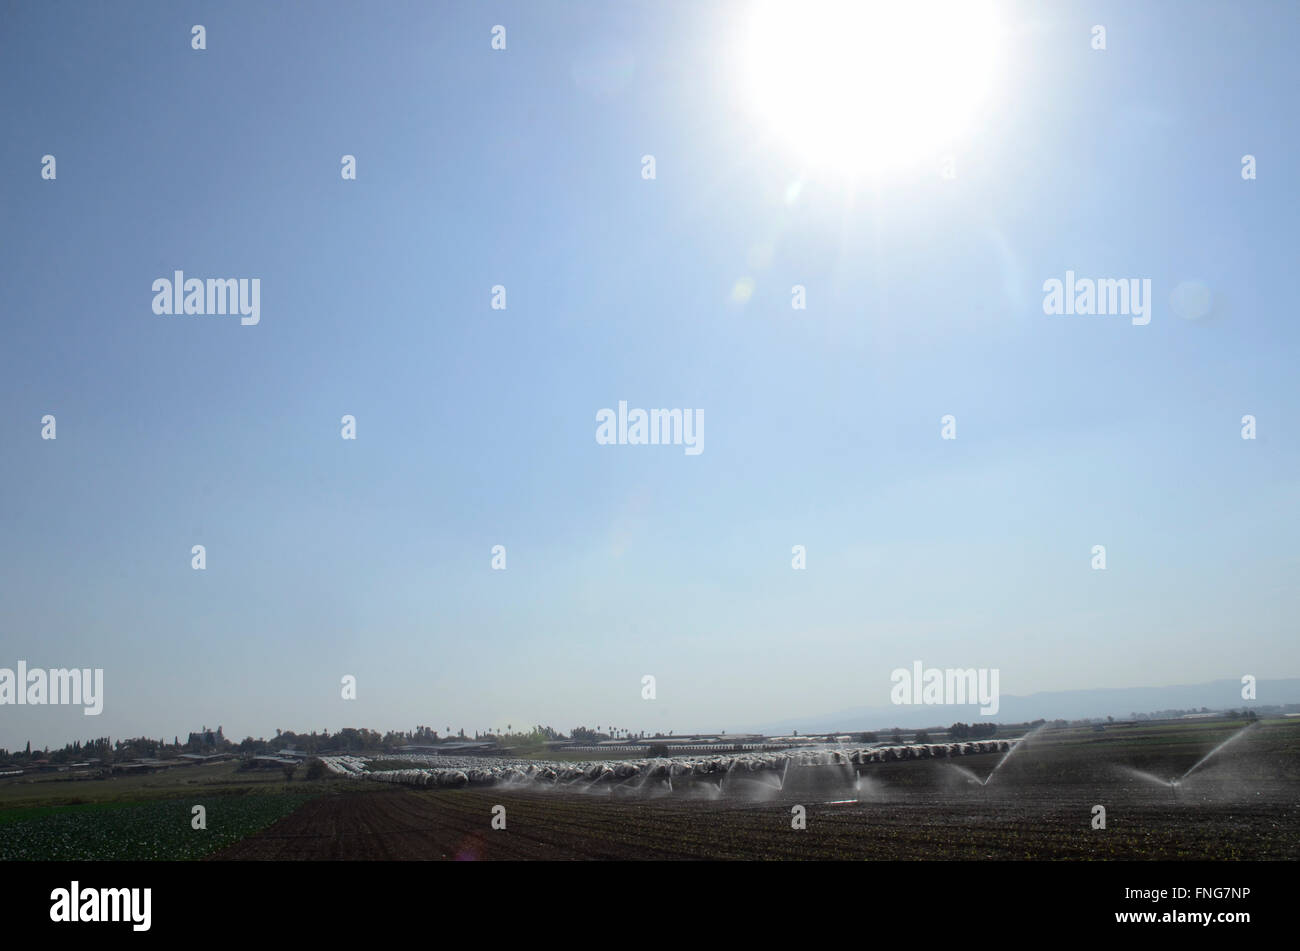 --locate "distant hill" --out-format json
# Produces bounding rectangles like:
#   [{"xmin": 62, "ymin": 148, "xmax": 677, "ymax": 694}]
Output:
[{"xmin": 746, "ymin": 678, "xmax": 1300, "ymax": 735}]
